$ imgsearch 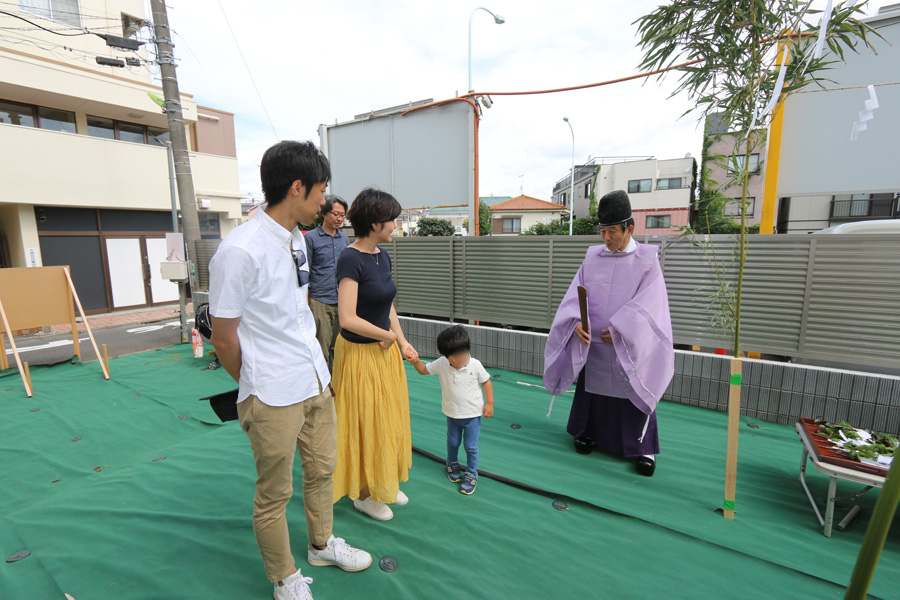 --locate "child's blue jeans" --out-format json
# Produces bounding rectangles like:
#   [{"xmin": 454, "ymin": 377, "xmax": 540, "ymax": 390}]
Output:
[{"xmin": 447, "ymin": 416, "xmax": 481, "ymax": 477}]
